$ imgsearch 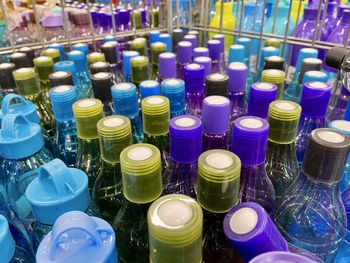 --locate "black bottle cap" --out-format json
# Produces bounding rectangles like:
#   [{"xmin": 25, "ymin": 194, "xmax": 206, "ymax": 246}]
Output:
[
  {"xmin": 9, "ymin": 52, "xmax": 31, "ymax": 69},
  {"xmin": 298, "ymin": 58, "xmax": 322, "ymax": 84},
  {"xmin": 205, "ymin": 73, "xmax": 229, "ymax": 97},
  {"xmin": 91, "ymin": 72, "xmax": 113, "ymax": 103},
  {"xmin": 302, "ymin": 128, "xmax": 350, "ymax": 183},
  {"xmin": 90, "ymin": 61, "xmax": 111, "ymax": 74},
  {"xmin": 172, "ymin": 28, "xmax": 184, "ymax": 47},
  {"xmin": 325, "ymin": 47, "xmax": 348, "ymax": 70},
  {"xmin": 18, "ymin": 47, "xmax": 35, "ymax": 67},
  {"xmin": 263, "ymin": 56, "xmax": 285, "ymax": 71},
  {"xmin": 49, "ymin": 71, "xmax": 74, "ymax": 87},
  {"xmin": 101, "ymin": 42, "xmax": 118, "ymax": 64},
  {"xmin": 0, "ymin": 63, "xmax": 16, "ymax": 91}
]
